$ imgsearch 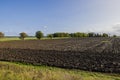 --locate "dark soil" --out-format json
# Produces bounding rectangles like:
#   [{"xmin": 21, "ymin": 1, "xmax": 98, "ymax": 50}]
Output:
[{"xmin": 0, "ymin": 37, "xmax": 119, "ymax": 73}]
